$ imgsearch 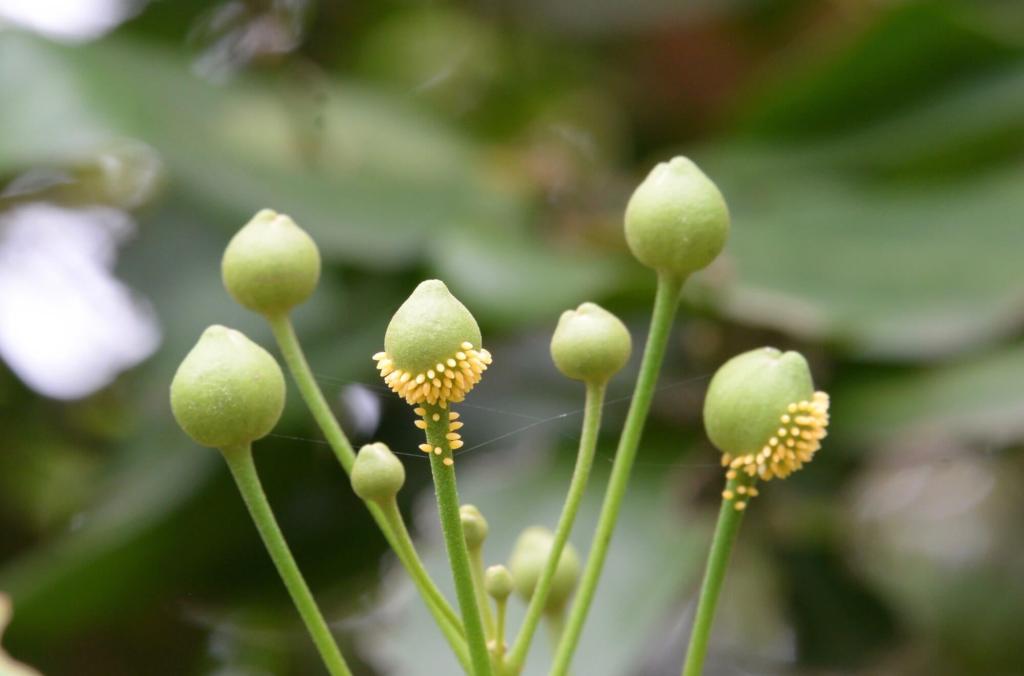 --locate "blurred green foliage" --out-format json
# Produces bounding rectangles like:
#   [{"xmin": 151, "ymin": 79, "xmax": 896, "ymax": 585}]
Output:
[{"xmin": 1, "ymin": 1, "xmax": 1023, "ymax": 674}]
